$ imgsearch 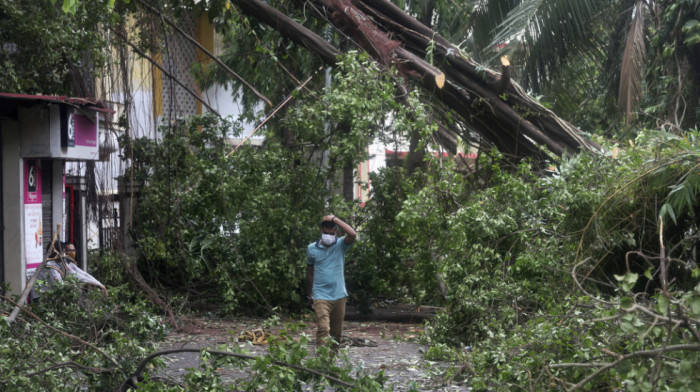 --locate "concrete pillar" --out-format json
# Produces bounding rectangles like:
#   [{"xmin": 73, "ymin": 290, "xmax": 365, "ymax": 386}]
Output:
[
  {"xmin": 118, "ymin": 178, "xmax": 141, "ymax": 256},
  {"xmin": 66, "ymin": 176, "xmax": 88, "ymax": 270},
  {"xmin": 51, "ymin": 160, "xmax": 64, "ymax": 244},
  {"xmin": 2, "ymin": 120, "xmax": 25, "ymax": 295}
]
